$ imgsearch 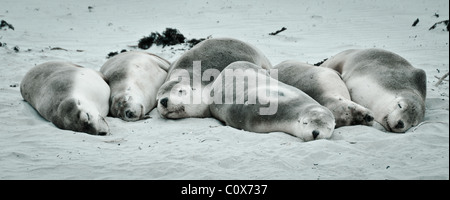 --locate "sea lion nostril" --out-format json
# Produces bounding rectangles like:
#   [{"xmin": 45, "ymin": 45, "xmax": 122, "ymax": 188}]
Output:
[
  {"xmin": 364, "ymin": 114, "xmax": 374, "ymax": 122},
  {"xmin": 125, "ymin": 110, "xmax": 135, "ymax": 118},
  {"xmin": 160, "ymin": 97, "xmax": 169, "ymax": 108},
  {"xmin": 312, "ymin": 130, "xmax": 320, "ymax": 139},
  {"xmin": 395, "ymin": 120, "xmax": 405, "ymax": 129}
]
